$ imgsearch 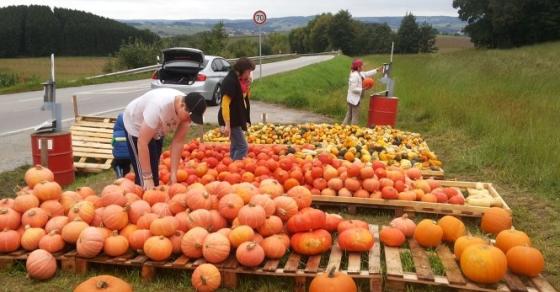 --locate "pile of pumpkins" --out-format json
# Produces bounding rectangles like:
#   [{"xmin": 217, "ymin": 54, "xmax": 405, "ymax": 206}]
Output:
[
  {"xmin": 0, "ymin": 165, "xmax": 377, "ymax": 287},
  {"xmin": 380, "ymin": 208, "xmax": 545, "ymax": 284},
  {"xmin": 159, "ymin": 141, "xmax": 477, "ymax": 208},
  {"xmin": 203, "ymin": 123, "xmax": 442, "ymax": 168}
]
